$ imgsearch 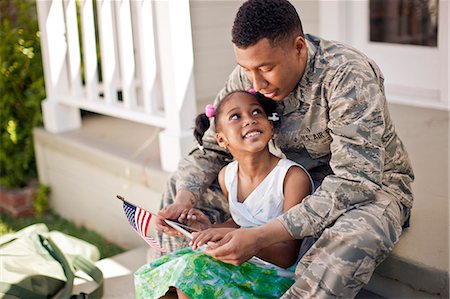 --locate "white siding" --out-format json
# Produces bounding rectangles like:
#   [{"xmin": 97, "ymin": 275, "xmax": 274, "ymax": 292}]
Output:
[{"xmin": 190, "ymin": 0, "xmax": 319, "ymax": 102}]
